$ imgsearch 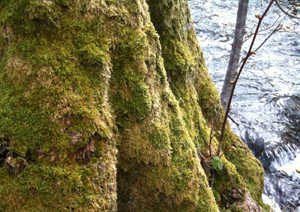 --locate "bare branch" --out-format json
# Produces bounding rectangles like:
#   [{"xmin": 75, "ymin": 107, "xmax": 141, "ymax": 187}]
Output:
[
  {"xmin": 228, "ymin": 115, "xmax": 239, "ymax": 126},
  {"xmin": 257, "ymin": 69, "xmax": 300, "ymax": 85},
  {"xmin": 275, "ymin": 0, "xmax": 300, "ymax": 19},
  {"xmin": 255, "ymin": 23, "xmax": 282, "ymax": 52},
  {"xmin": 244, "ymin": 13, "xmax": 284, "ymax": 43}
]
